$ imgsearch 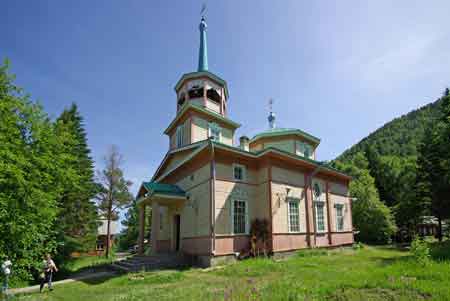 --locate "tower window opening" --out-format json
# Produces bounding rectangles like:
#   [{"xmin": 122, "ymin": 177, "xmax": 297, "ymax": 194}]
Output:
[
  {"xmin": 178, "ymin": 93, "xmax": 186, "ymax": 107},
  {"xmin": 188, "ymin": 86, "xmax": 203, "ymax": 98},
  {"xmin": 206, "ymin": 88, "xmax": 221, "ymax": 103}
]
